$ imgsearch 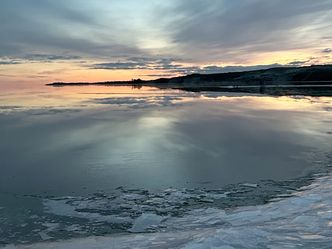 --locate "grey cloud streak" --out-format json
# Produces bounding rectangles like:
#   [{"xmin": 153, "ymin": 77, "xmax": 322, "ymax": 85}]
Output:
[
  {"xmin": 165, "ymin": 0, "xmax": 332, "ymax": 62},
  {"xmin": 91, "ymin": 57, "xmax": 284, "ymax": 75},
  {"xmin": 0, "ymin": 0, "xmax": 331, "ymax": 73},
  {"xmin": 0, "ymin": 0, "xmax": 145, "ymax": 59}
]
